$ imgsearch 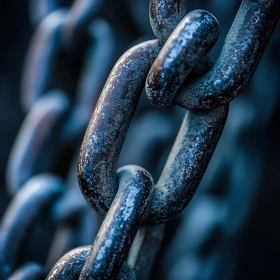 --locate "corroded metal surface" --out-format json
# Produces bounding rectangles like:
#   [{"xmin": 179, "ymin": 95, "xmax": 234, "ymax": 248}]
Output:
[
  {"xmin": 175, "ymin": 0, "xmax": 280, "ymax": 110},
  {"xmin": 47, "ymin": 246, "xmax": 136, "ymax": 280},
  {"xmin": 78, "ymin": 42, "xmax": 227, "ymax": 225},
  {"xmin": 149, "ymin": 0, "xmax": 188, "ymax": 44},
  {"xmin": 78, "ymin": 40, "xmax": 161, "ymax": 216},
  {"xmin": 145, "ymin": 105, "xmax": 228, "ymax": 224},
  {"xmin": 146, "ymin": 10, "xmax": 219, "ymax": 108},
  {"xmin": 79, "ymin": 166, "xmax": 153, "ymax": 279},
  {"xmin": 3, "ymin": 0, "xmax": 280, "ymax": 278}
]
